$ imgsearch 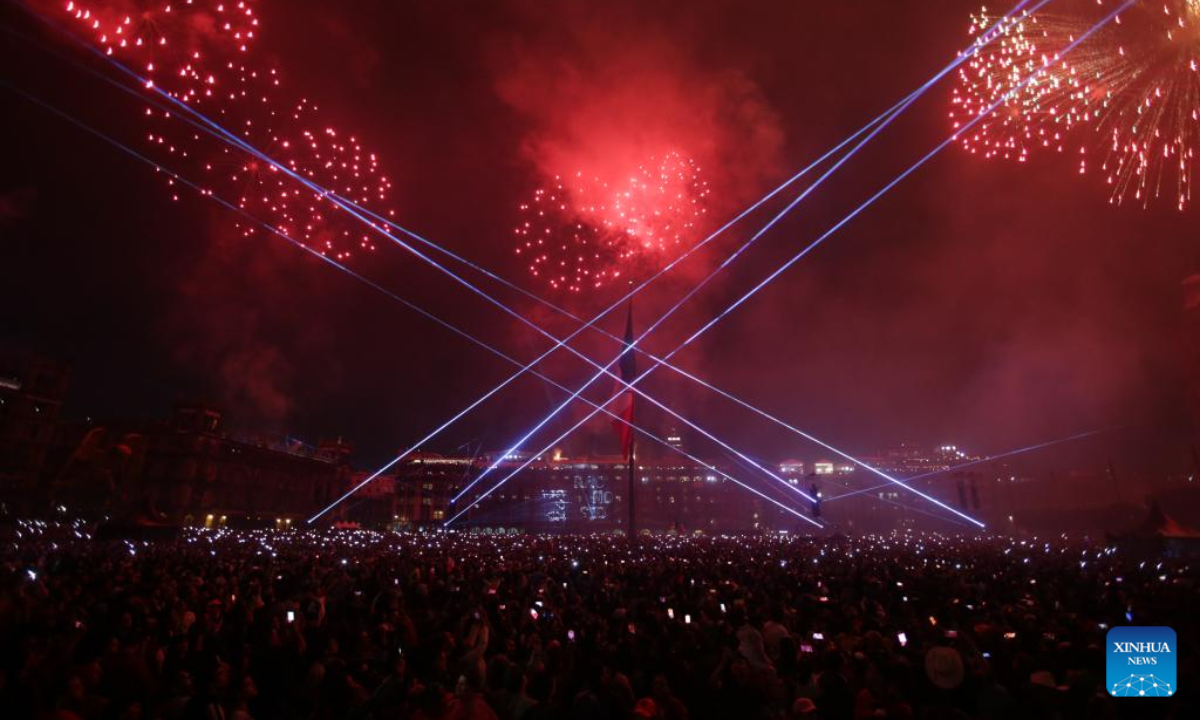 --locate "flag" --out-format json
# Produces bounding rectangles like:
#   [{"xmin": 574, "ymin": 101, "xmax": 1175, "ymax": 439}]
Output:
[{"xmin": 611, "ymin": 303, "xmax": 636, "ymax": 456}]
